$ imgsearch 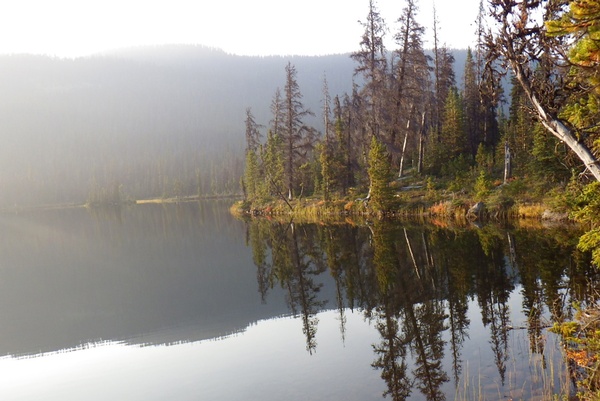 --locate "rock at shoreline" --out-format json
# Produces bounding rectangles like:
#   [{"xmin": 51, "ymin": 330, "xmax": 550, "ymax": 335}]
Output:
[
  {"xmin": 467, "ymin": 202, "xmax": 485, "ymax": 219},
  {"xmin": 541, "ymin": 210, "xmax": 569, "ymax": 221}
]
